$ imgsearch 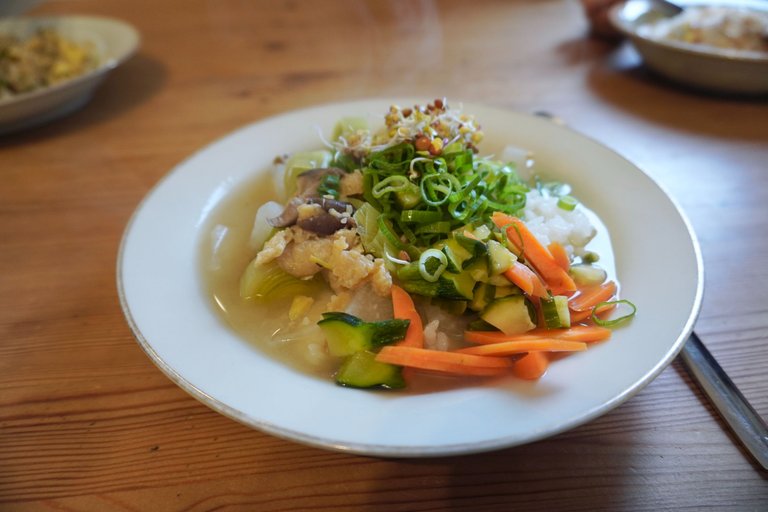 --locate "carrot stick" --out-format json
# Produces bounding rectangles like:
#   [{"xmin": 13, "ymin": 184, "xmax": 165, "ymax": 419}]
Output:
[
  {"xmin": 570, "ymin": 302, "xmax": 617, "ymax": 323},
  {"xmin": 503, "ymin": 262, "xmax": 548, "ymax": 298},
  {"xmin": 492, "ymin": 212, "xmax": 576, "ymax": 293},
  {"xmin": 548, "ymin": 242, "xmax": 570, "ymax": 272},
  {"xmin": 512, "ymin": 352, "xmax": 549, "ymax": 380},
  {"xmin": 569, "ymin": 281, "xmax": 617, "ymax": 312},
  {"xmin": 376, "ymin": 346, "xmax": 512, "ymax": 376},
  {"xmin": 456, "ymin": 339, "xmax": 587, "ymax": 356},
  {"xmin": 464, "ymin": 325, "xmax": 612, "ymax": 344},
  {"xmin": 391, "ymin": 285, "xmax": 424, "ymax": 348}
]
